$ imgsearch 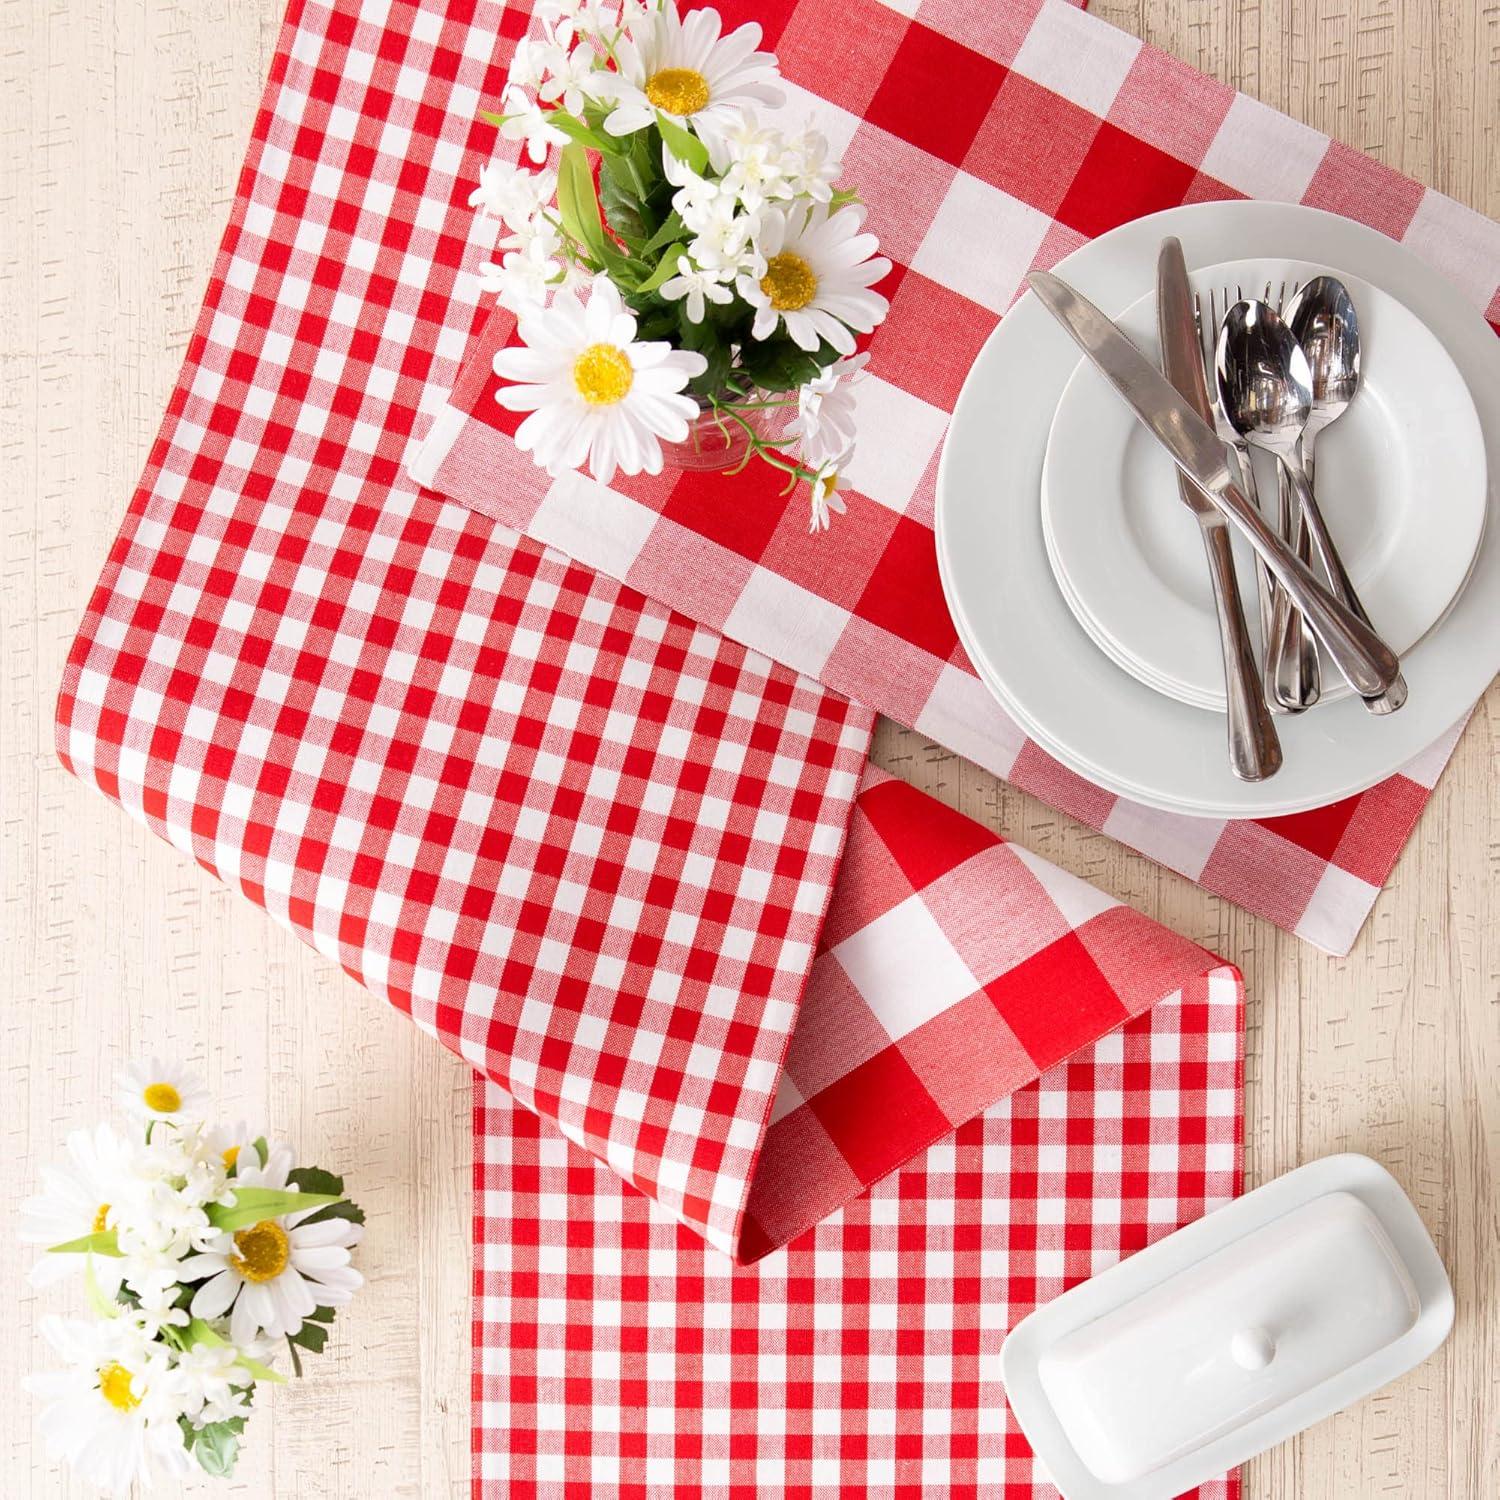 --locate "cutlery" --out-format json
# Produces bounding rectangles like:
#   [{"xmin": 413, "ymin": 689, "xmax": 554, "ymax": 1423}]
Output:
[
  {"xmin": 1196, "ymin": 286, "xmax": 1280, "ymax": 707},
  {"xmin": 1260, "ymin": 280, "xmax": 1322, "ymax": 712},
  {"xmin": 1024, "ymin": 269, "xmax": 1403, "ymax": 700},
  {"xmin": 1215, "ymin": 298, "xmax": 1408, "ymax": 715},
  {"xmin": 1159, "ymin": 241, "xmax": 1281, "ymax": 781},
  {"xmin": 1284, "ymin": 277, "xmax": 1407, "ymax": 713}
]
